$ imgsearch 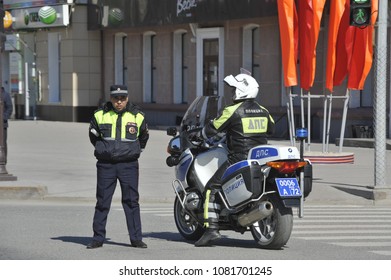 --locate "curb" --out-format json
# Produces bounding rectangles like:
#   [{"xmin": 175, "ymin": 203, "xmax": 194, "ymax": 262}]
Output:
[
  {"xmin": 336, "ymin": 138, "xmax": 391, "ymax": 150},
  {"xmin": 0, "ymin": 186, "xmax": 48, "ymax": 200},
  {"xmin": 304, "ymin": 151, "xmax": 354, "ymax": 164}
]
